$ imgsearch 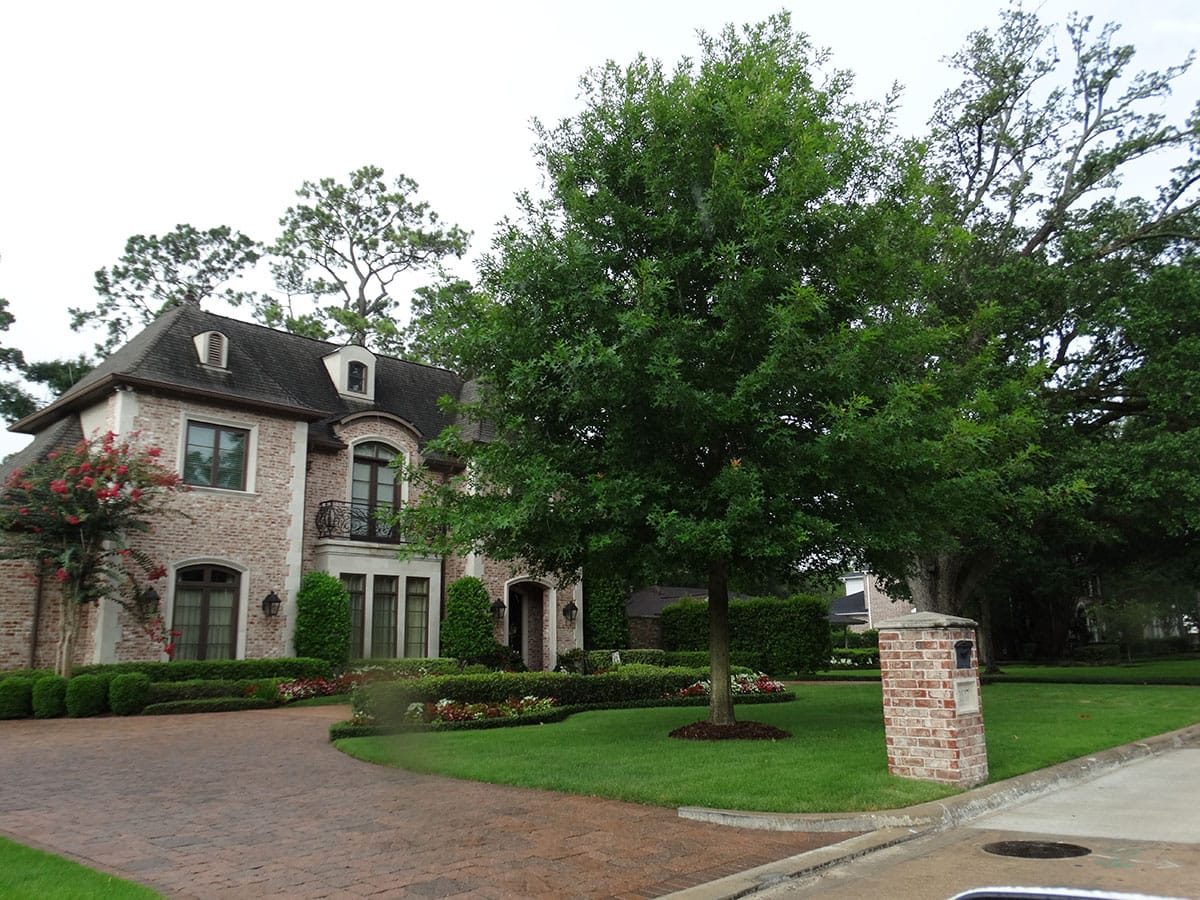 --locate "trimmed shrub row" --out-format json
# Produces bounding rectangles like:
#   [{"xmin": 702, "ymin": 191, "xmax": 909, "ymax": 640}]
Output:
[
  {"xmin": 143, "ymin": 697, "xmax": 278, "ymax": 715},
  {"xmin": 354, "ymin": 668, "xmax": 716, "ymax": 726},
  {"xmin": 582, "ymin": 649, "xmax": 762, "ymax": 671},
  {"xmin": 662, "ymin": 595, "xmax": 833, "ymax": 675},
  {"xmin": 332, "ymin": 691, "xmax": 795, "ymax": 740},
  {"xmin": 75, "ymin": 657, "xmax": 331, "ymax": 683},
  {"xmin": 0, "ymin": 676, "xmax": 34, "ymax": 719},
  {"xmin": 349, "ymin": 658, "xmax": 462, "ymax": 676}
]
